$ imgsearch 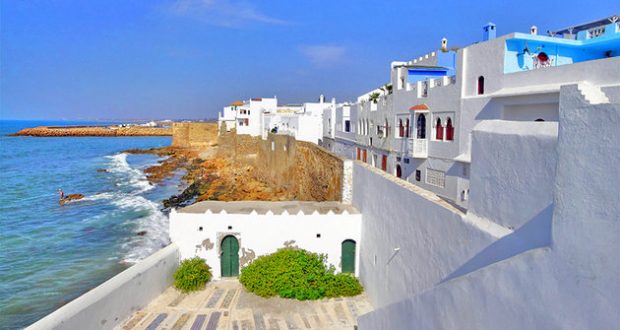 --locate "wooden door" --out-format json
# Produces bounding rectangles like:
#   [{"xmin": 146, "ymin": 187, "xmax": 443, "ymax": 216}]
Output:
[
  {"xmin": 341, "ymin": 240, "xmax": 356, "ymax": 273},
  {"xmin": 221, "ymin": 236, "xmax": 239, "ymax": 277}
]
